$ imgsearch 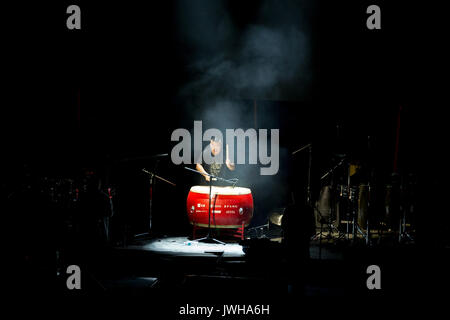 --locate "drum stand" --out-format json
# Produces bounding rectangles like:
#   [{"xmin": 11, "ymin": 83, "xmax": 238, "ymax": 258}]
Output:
[
  {"xmin": 311, "ymin": 205, "xmax": 345, "ymax": 259},
  {"xmin": 349, "ymin": 189, "xmax": 371, "ymax": 245},
  {"xmin": 100, "ymin": 187, "xmax": 115, "ymax": 244},
  {"xmin": 337, "ymin": 161, "xmax": 371, "ymax": 245},
  {"xmin": 184, "ymin": 167, "xmax": 238, "ymax": 245},
  {"xmin": 311, "ymin": 204, "xmax": 343, "ymax": 240},
  {"xmin": 351, "ymin": 205, "xmax": 369, "ymax": 244},
  {"xmin": 317, "ymin": 159, "xmax": 348, "ymax": 241},
  {"xmin": 398, "ymin": 206, "xmax": 414, "ymax": 243},
  {"xmin": 311, "ymin": 160, "xmax": 347, "ymax": 259}
]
